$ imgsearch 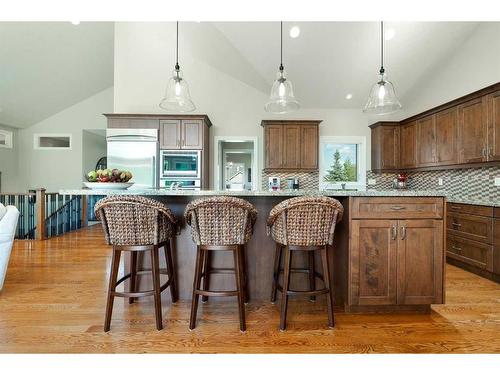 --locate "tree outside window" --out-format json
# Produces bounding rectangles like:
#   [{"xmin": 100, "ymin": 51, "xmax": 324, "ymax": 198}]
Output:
[{"xmin": 323, "ymin": 144, "xmax": 358, "ymax": 183}]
